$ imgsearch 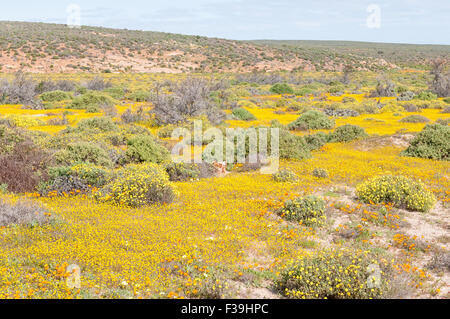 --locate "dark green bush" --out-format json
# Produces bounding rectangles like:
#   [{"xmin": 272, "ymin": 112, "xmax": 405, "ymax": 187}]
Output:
[
  {"xmin": 232, "ymin": 107, "xmax": 256, "ymax": 121},
  {"xmin": 401, "ymin": 124, "xmax": 449, "ymax": 160},
  {"xmin": 304, "ymin": 132, "xmax": 330, "ymax": 150},
  {"xmin": 415, "ymin": 91, "xmax": 437, "ymax": 101},
  {"xmin": 75, "ymin": 117, "xmax": 118, "ymax": 132},
  {"xmin": 165, "ymin": 162, "xmax": 201, "ymax": 181},
  {"xmin": 70, "ymin": 91, "xmax": 117, "ymax": 110},
  {"xmin": 39, "ymin": 90, "xmax": 73, "ymax": 102},
  {"xmin": 288, "ymin": 110, "xmax": 335, "ymax": 131},
  {"xmin": 270, "ymin": 83, "xmax": 294, "ymax": 95},
  {"xmin": 55, "ymin": 142, "xmax": 113, "ymax": 167},
  {"xmin": 104, "ymin": 87, "xmax": 126, "ymax": 100},
  {"xmin": 278, "ymin": 129, "xmax": 311, "ymax": 160},
  {"xmin": 295, "ymin": 87, "xmax": 315, "ymax": 96},
  {"xmin": 124, "ymin": 135, "xmax": 170, "ymax": 164},
  {"xmin": 329, "ymin": 125, "xmax": 367, "ymax": 142},
  {"xmin": 129, "ymin": 90, "xmax": 151, "ymax": 102}
]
